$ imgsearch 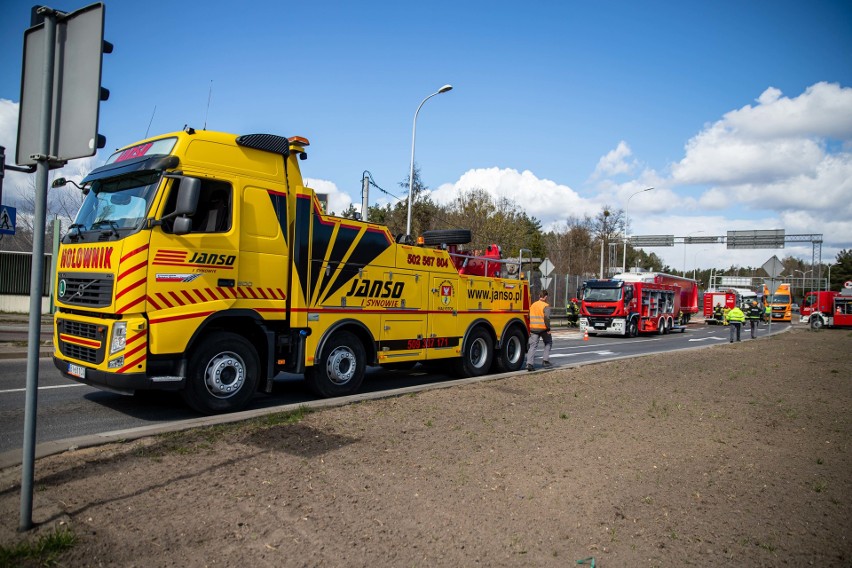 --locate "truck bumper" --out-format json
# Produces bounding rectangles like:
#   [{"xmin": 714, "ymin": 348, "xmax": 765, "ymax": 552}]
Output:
[
  {"xmin": 580, "ymin": 317, "xmax": 626, "ymax": 336},
  {"xmin": 53, "ymin": 356, "xmax": 185, "ymax": 393}
]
